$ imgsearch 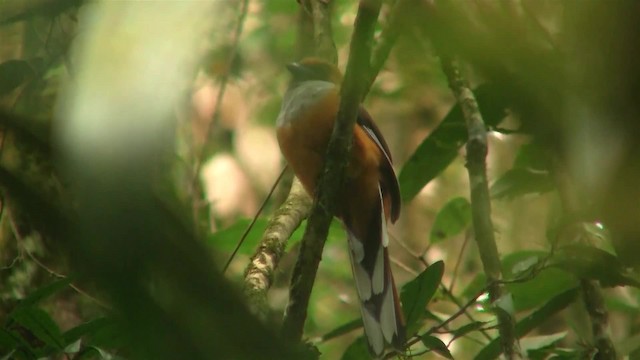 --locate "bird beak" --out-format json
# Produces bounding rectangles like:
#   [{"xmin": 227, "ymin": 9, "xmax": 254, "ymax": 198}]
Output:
[{"xmin": 286, "ymin": 62, "xmax": 312, "ymax": 78}]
